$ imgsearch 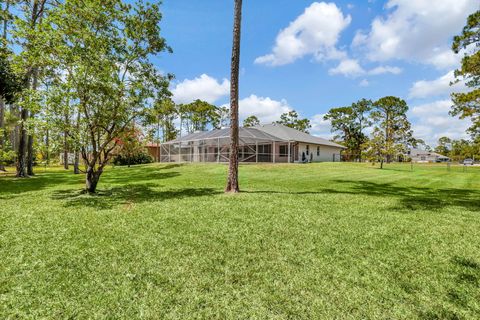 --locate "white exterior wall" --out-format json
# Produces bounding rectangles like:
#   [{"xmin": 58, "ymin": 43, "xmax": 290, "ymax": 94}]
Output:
[{"xmin": 297, "ymin": 143, "xmax": 342, "ymax": 162}]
